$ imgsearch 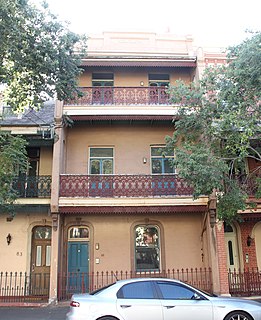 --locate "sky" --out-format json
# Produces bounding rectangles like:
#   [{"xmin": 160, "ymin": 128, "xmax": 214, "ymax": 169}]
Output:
[{"xmin": 32, "ymin": 0, "xmax": 260, "ymax": 48}]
